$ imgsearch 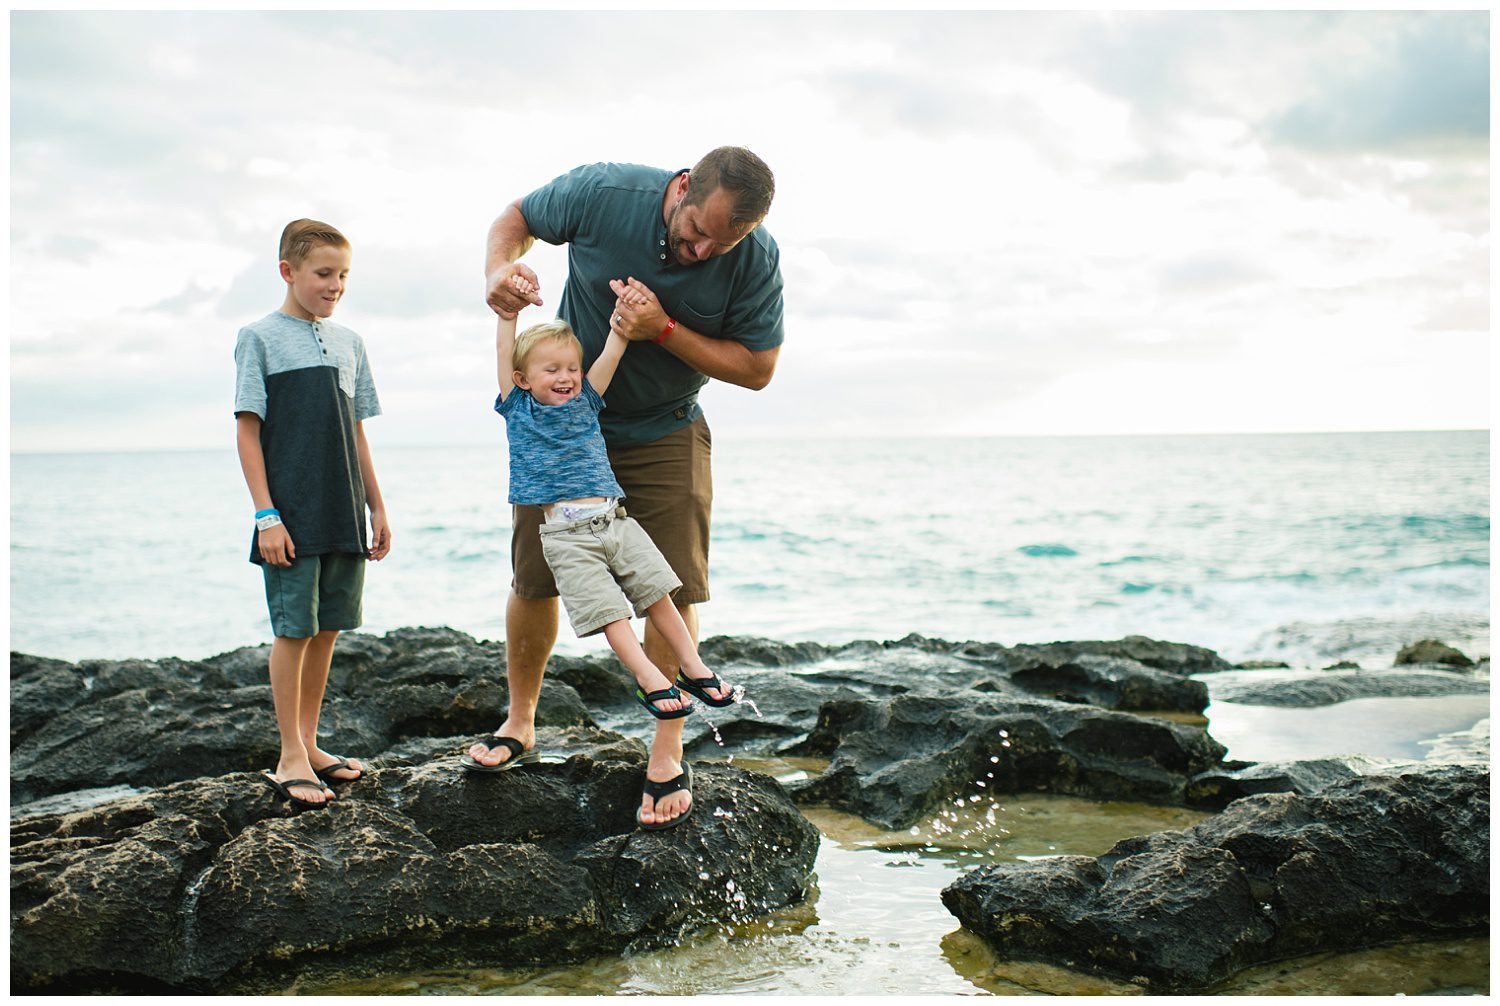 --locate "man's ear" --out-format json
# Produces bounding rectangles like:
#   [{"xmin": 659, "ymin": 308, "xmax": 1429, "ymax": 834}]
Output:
[{"xmin": 677, "ymin": 172, "xmax": 691, "ymax": 199}]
